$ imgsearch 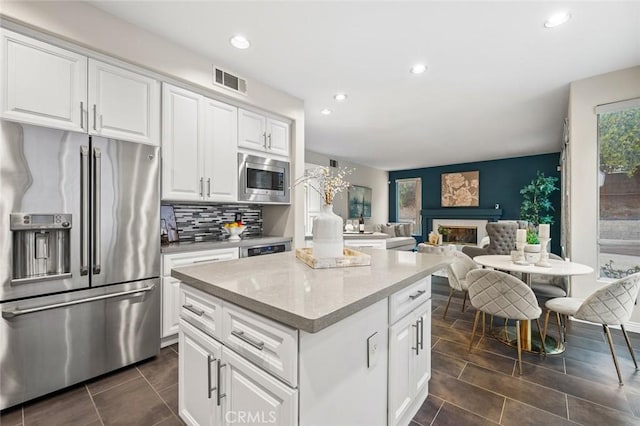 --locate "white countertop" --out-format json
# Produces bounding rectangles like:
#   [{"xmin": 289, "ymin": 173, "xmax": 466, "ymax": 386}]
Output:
[{"xmin": 172, "ymin": 249, "xmax": 451, "ymax": 333}]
